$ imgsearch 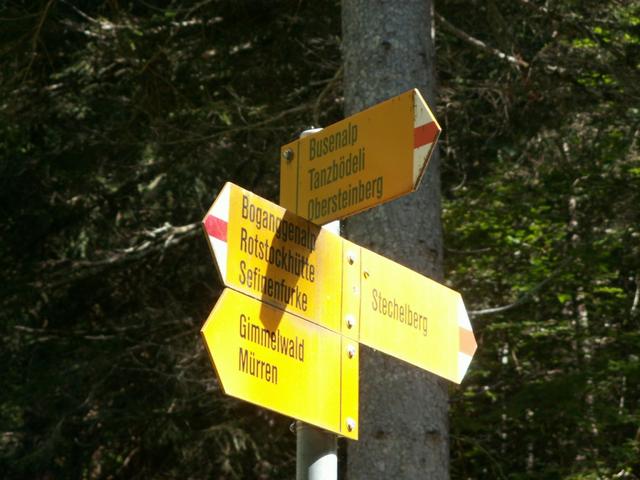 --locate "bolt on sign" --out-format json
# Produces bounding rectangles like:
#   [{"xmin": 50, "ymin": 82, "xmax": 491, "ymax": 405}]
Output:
[
  {"xmin": 202, "ymin": 183, "xmax": 477, "ymax": 386},
  {"xmin": 279, "ymin": 88, "xmax": 441, "ymax": 225}
]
